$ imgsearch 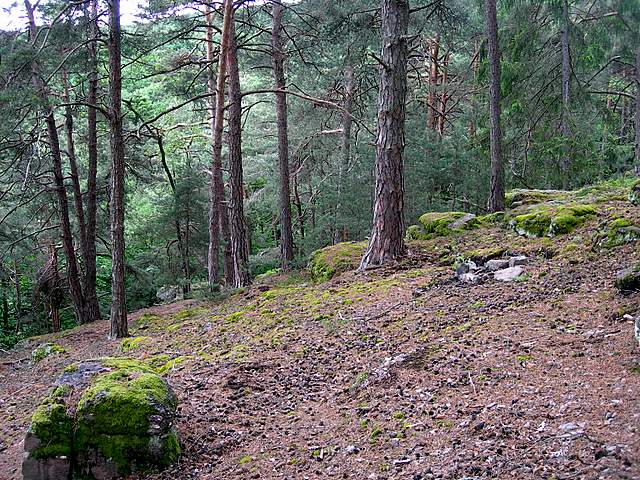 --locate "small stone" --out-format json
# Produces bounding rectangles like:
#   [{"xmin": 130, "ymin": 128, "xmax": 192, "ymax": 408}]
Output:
[
  {"xmin": 345, "ymin": 445, "xmax": 358, "ymax": 455},
  {"xmin": 494, "ymin": 266, "xmax": 524, "ymax": 282},
  {"xmin": 508, "ymin": 255, "xmax": 527, "ymax": 267}
]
